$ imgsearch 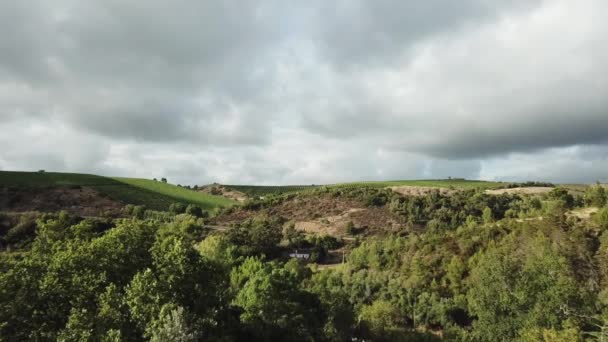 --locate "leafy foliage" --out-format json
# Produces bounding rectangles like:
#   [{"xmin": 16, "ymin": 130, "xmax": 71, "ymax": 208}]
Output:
[{"xmin": 1, "ymin": 185, "xmax": 606, "ymax": 341}]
